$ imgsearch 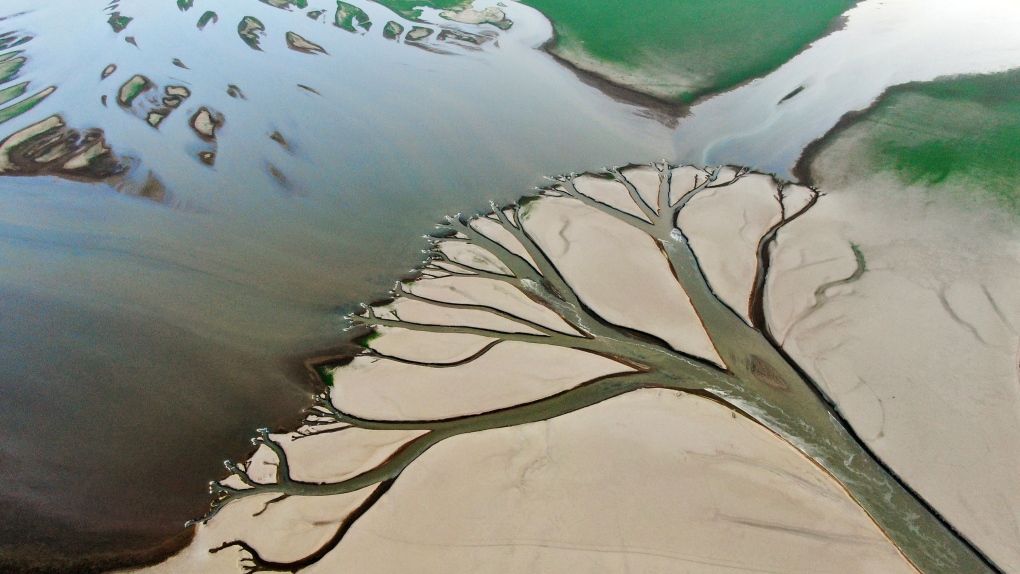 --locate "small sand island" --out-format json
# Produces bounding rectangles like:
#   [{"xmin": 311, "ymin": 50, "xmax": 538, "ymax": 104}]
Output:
[{"xmin": 133, "ymin": 164, "xmax": 996, "ymax": 574}]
